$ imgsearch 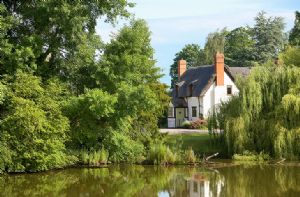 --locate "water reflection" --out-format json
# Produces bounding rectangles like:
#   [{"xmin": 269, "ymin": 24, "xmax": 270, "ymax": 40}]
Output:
[
  {"xmin": 185, "ymin": 172, "xmax": 223, "ymax": 197},
  {"xmin": 0, "ymin": 164, "xmax": 299, "ymax": 197}
]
